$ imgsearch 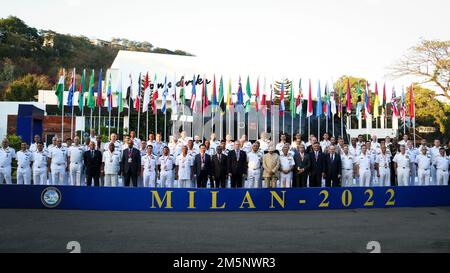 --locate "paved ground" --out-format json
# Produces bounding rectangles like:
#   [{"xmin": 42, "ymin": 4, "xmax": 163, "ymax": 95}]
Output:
[{"xmin": 0, "ymin": 207, "xmax": 449, "ymax": 253}]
